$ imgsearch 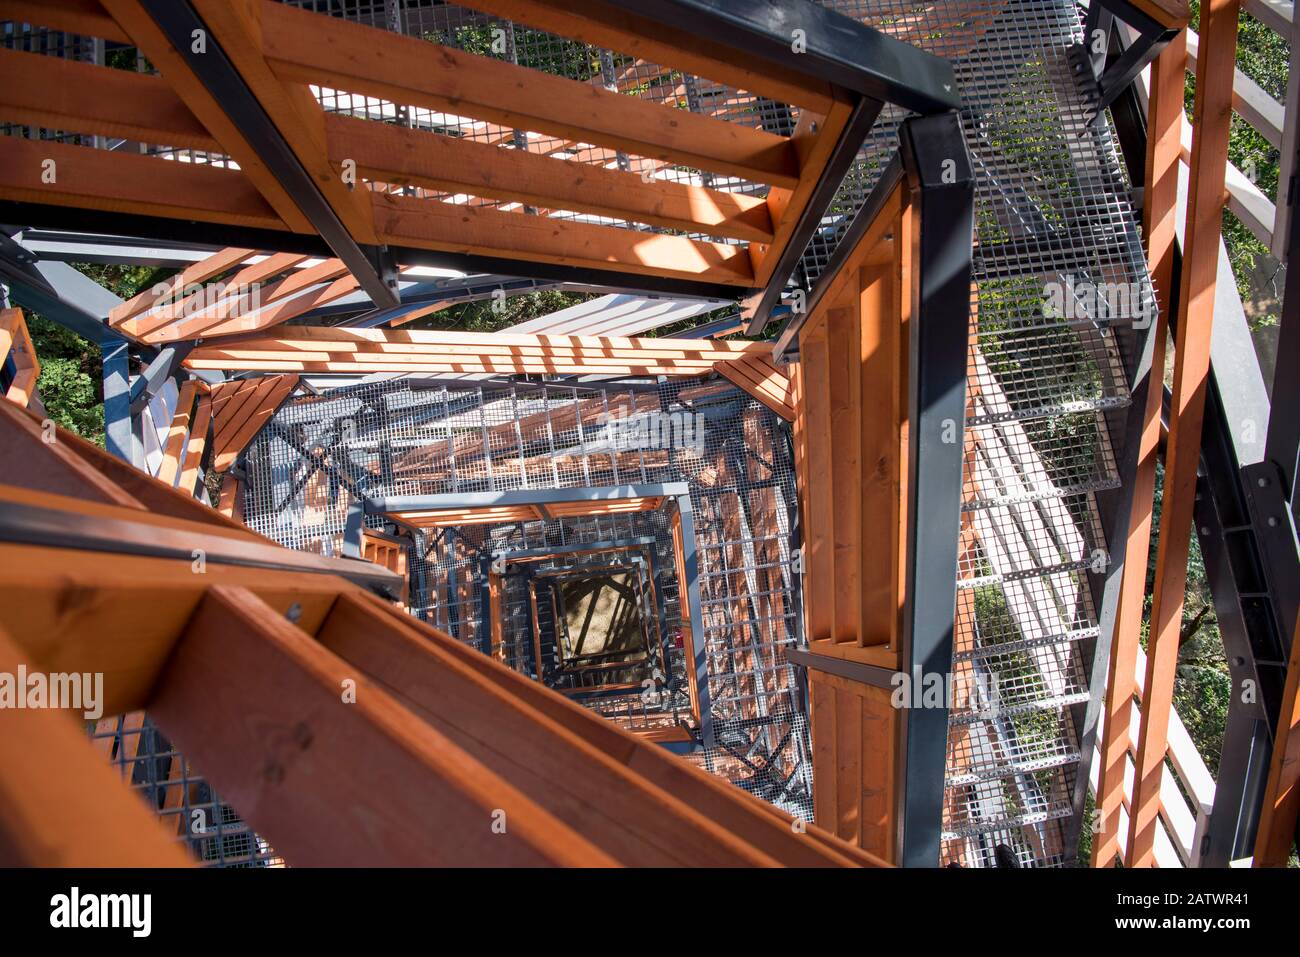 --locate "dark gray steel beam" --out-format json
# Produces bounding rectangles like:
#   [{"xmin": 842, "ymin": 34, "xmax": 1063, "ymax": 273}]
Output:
[
  {"xmin": 128, "ymin": 344, "xmax": 194, "ymax": 415},
  {"xmin": 894, "ymin": 112, "xmax": 975, "ymax": 868},
  {"xmin": 603, "ymin": 0, "xmax": 960, "ymax": 115}
]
